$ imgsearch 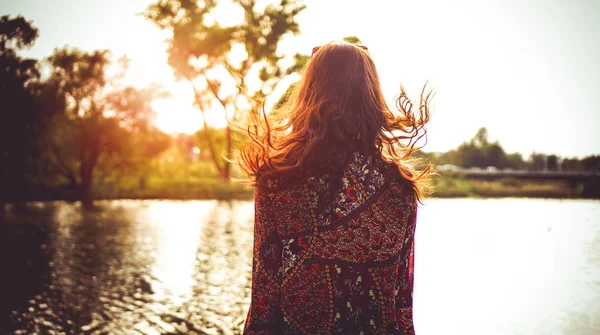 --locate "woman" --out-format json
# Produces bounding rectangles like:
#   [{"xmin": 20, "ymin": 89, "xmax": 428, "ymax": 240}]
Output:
[{"xmin": 239, "ymin": 41, "xmax": 433, "ymax": 334}]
